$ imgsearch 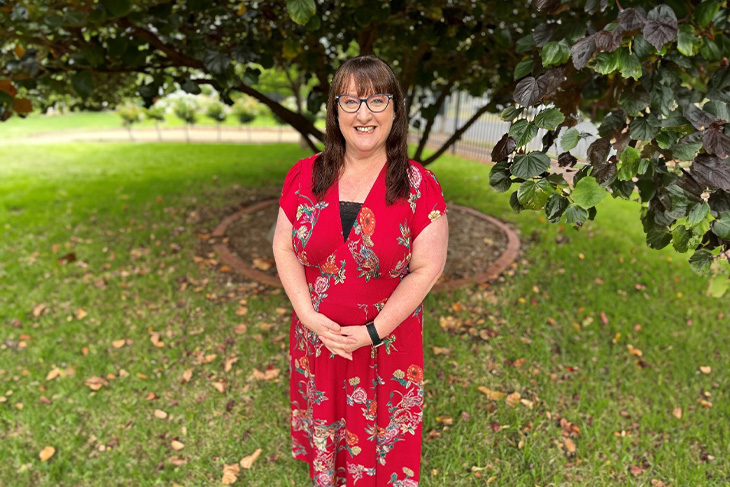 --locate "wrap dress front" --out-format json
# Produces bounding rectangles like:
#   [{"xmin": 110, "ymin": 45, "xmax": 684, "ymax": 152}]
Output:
[{"xmin": 279, "ymin": 153, "xmax": 447, "ymax": 487}]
